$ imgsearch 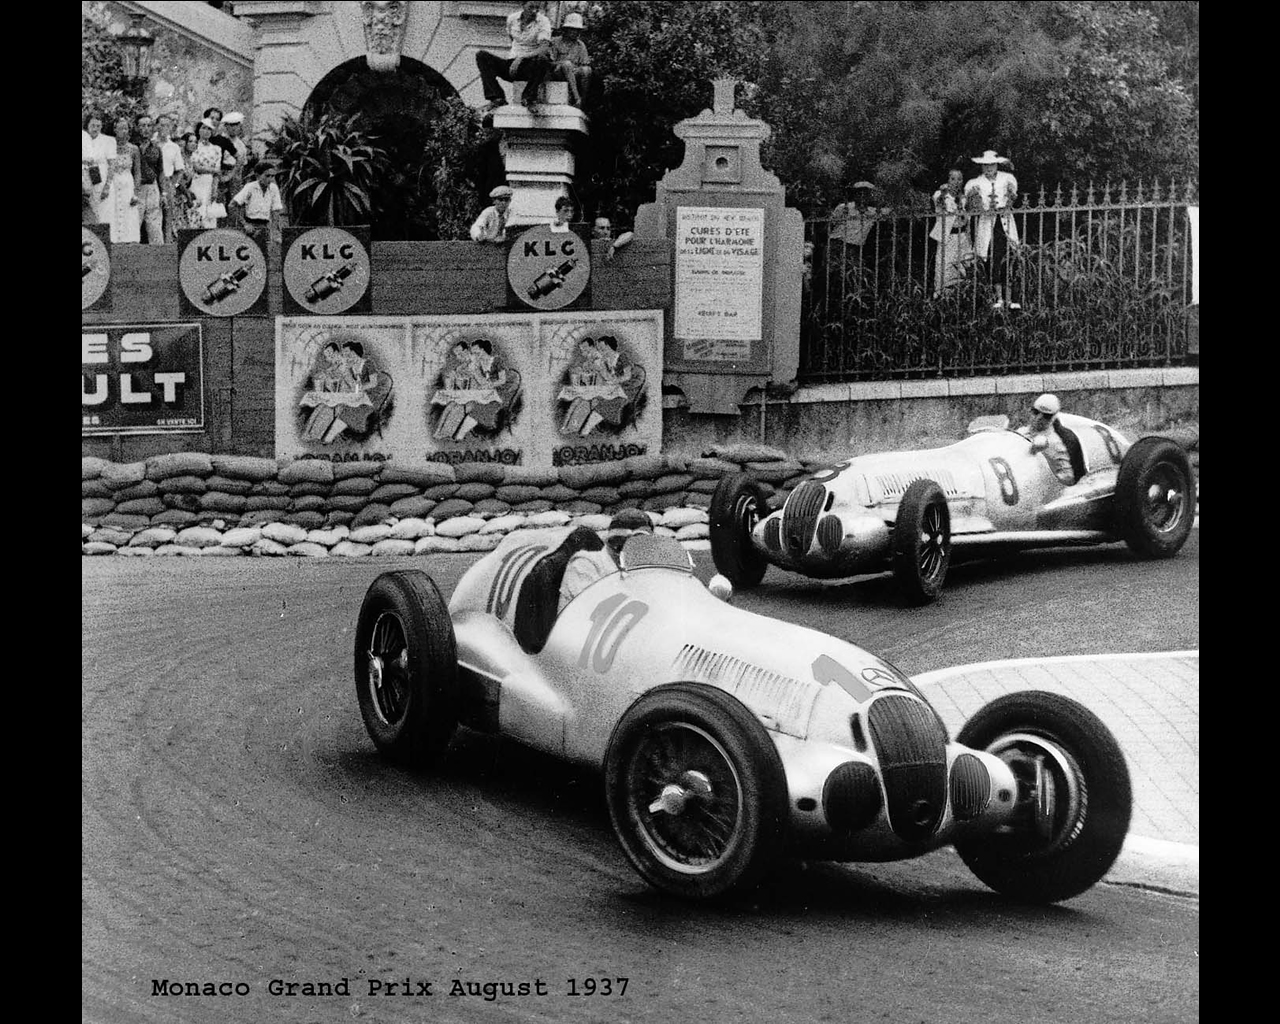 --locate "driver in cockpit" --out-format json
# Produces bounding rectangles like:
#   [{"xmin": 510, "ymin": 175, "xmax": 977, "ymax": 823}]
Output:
[
  {"xmin": 558, "ymin": 509, "xmax": 653, "ymax": 613},
  {"xmin": 1017, "ymin": 393, "xmax": 1081, "ymax": 485}
]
